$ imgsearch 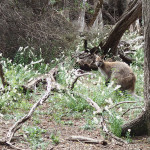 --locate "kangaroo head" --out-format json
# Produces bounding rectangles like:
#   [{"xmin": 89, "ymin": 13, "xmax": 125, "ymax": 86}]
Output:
[{"xmin": 94, "ymin": 54, "xmax": 104, "ymax": 67}]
